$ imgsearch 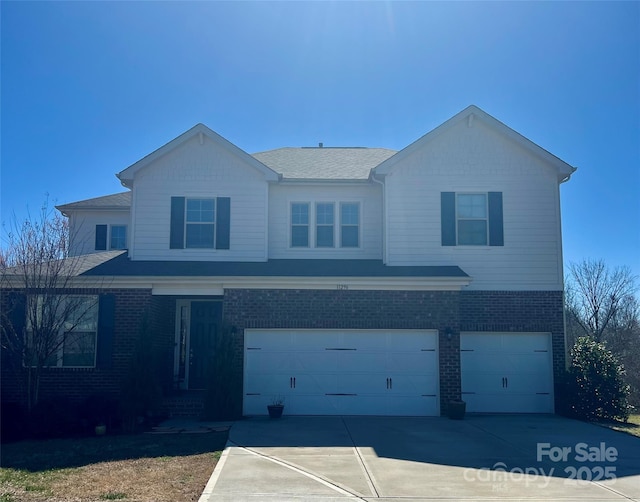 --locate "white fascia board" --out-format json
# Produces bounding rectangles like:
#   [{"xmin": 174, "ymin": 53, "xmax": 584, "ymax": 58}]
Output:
[
  {"xmin": 117, "ymin": 124, "xmax": 280, "ymax": 187},
  {"xmin": 278, "ymin": 179, "xmax": 371, "ymax": 185},
  {"xmin": 62, "ymin": 274, "xmax": 472, "ymax": 292},
  {"xmin": 373, "ymin": 105, "xmax": 577, "ymax": 182}
]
